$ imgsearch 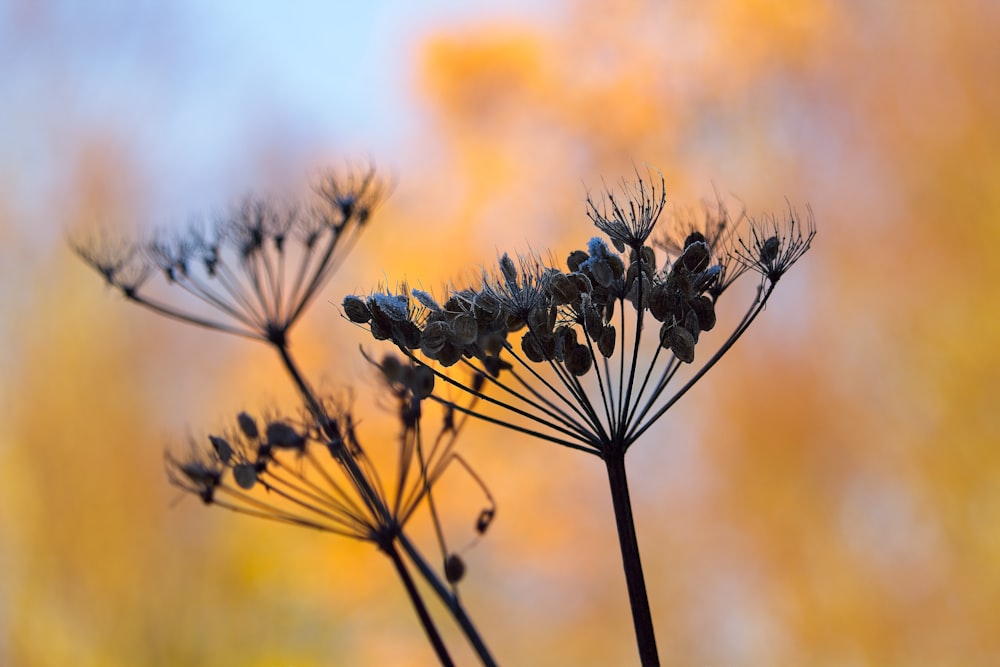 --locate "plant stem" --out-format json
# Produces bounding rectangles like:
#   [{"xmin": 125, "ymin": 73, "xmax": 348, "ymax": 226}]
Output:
[
  {"xmin": 276, "ymin": 344, "xmax": 497, "ymax": 666},
  {"xmin": 398, "ymin": 532, "xmax": 499, "ymax": 667},
  {"xmin": 383, "ymin": 540, "xmax": 455, "ymax": 667},
  {"xmin": 605, "ymin": 448, "xmax": 659, "ymax": 666}
]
